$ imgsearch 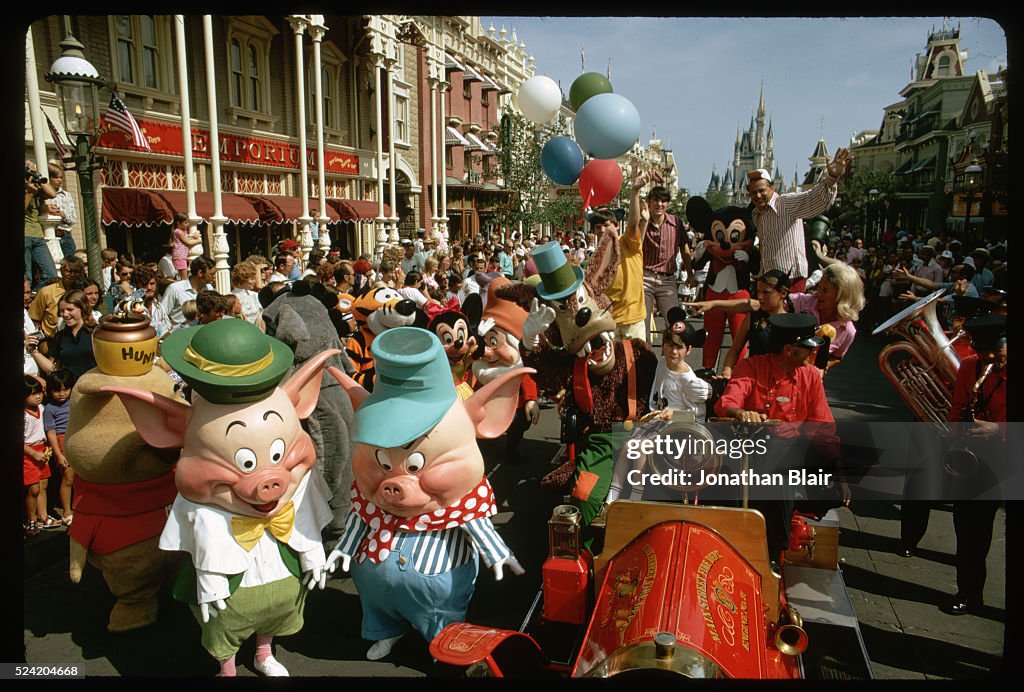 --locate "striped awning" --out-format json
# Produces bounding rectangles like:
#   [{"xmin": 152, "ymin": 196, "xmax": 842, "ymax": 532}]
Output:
[
  {"xmin": 444, "ymin": 53, "xmax": 464, "ymax": 72},
  {"xmin": 446, "ymin": 126, "xmax": 470, "ymax": 147},
  {"xmin": 481, "ymin": 76, "xmax": 500, "ymax": 92},
  {"xmin": 241, "ymin": 195, "xmax": 341, "ymax": 223},
  {"xmin": 156, "ymin": 190, "xmax": 262, "ymax": 224},
  {"xmin": 100, "ymin": 187, "xmax": 174, "ymax": 227},
  {"xmin": 462, "ymin": 64, "xmax": 484, "ymax": 82},
  {"xmin": 893, "ymin": 158, "xmax": 914, "ymax": 175},
  {"xmin": 910, "ymin": 154, "xmax": 937, "ymax": 172},
  {"xmin": 331, "ymin": 199, "xmax": 392, "ymax": 222},
  {"xmin": 465, "ymin": 132, "xmax": 489, "ymax": 151}
]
